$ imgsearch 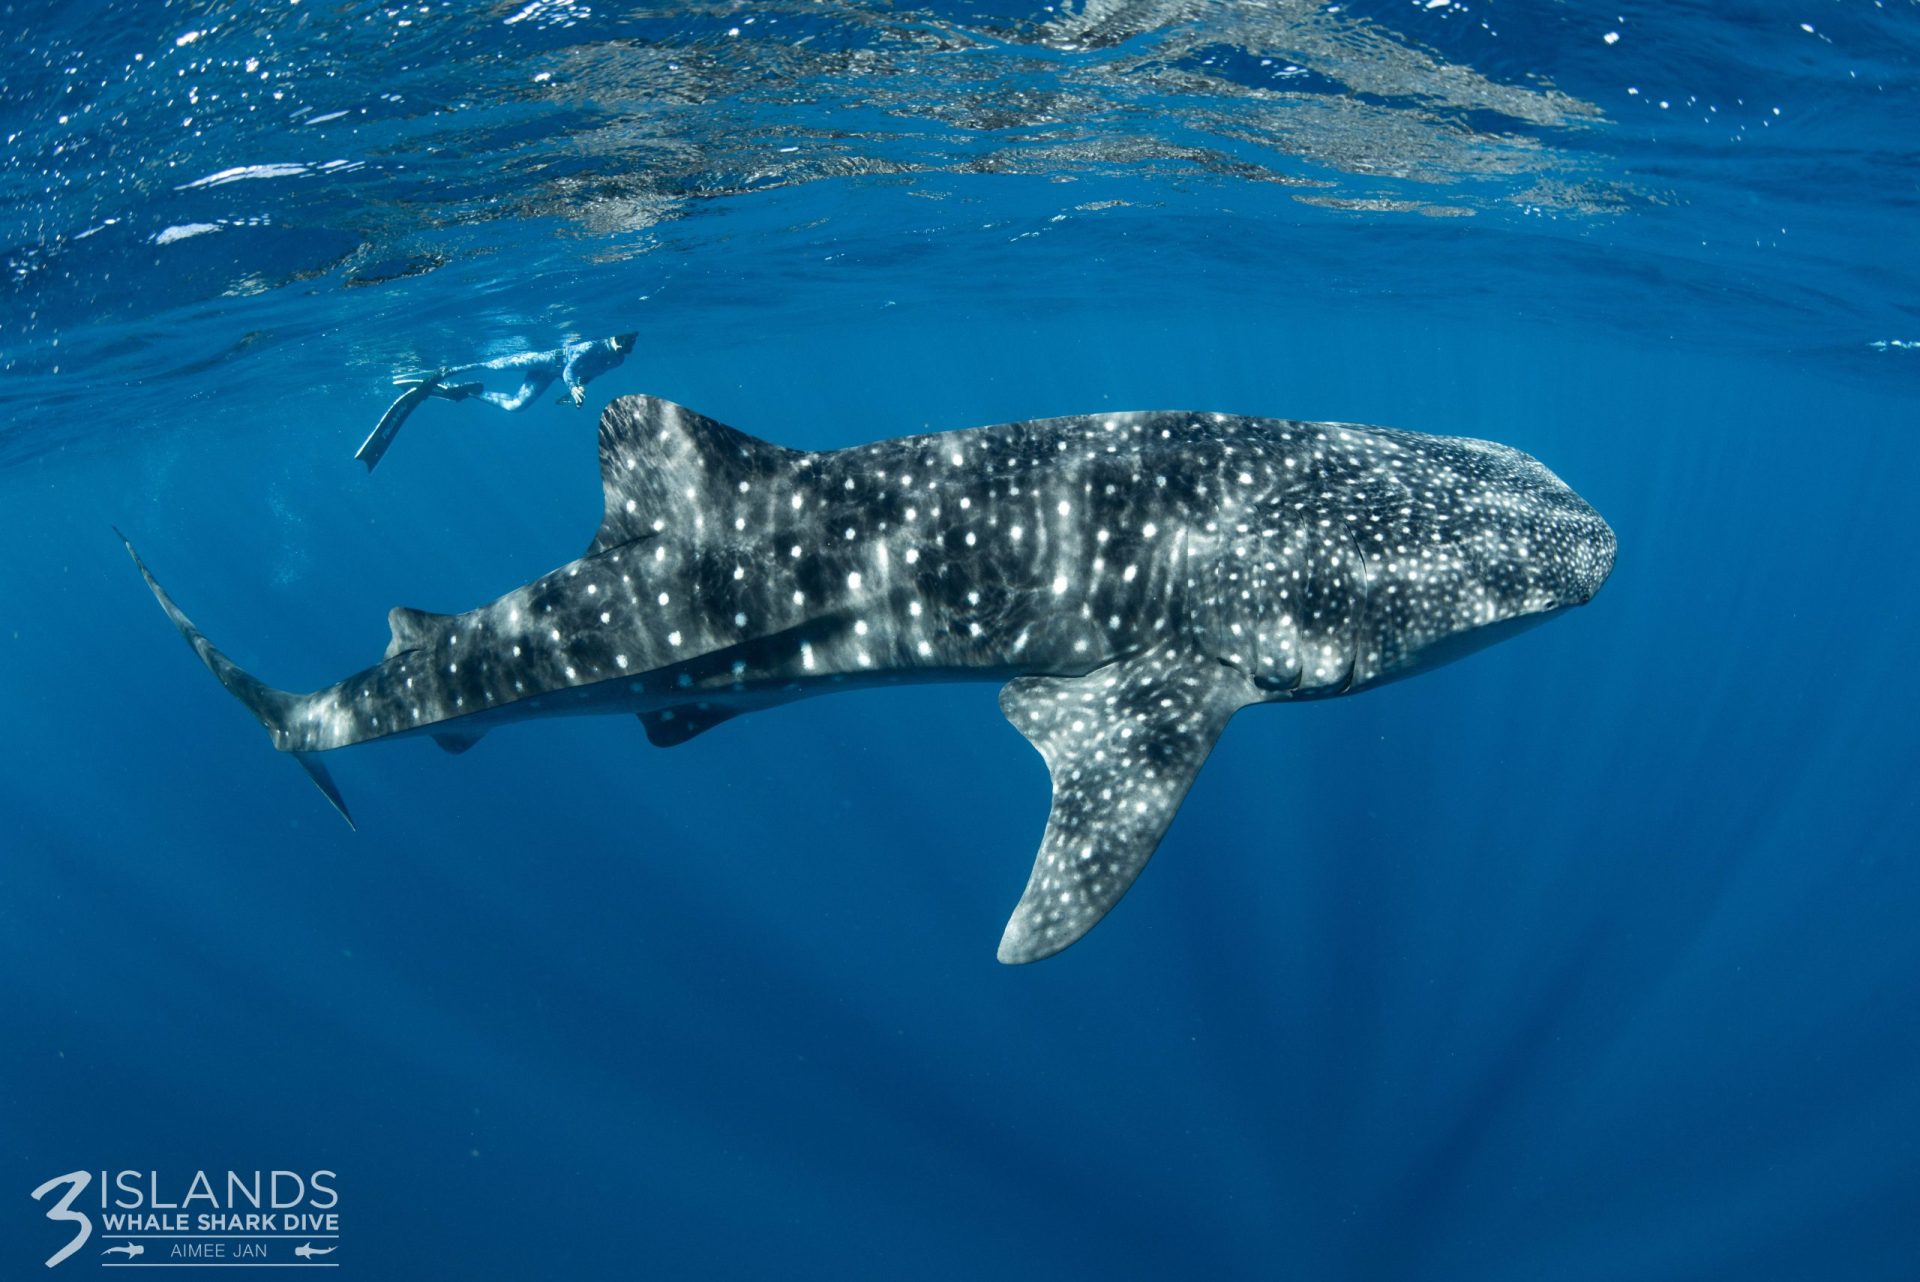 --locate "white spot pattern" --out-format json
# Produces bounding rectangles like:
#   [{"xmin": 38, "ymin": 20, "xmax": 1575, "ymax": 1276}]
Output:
[{"xmin": 253, "ymin": 396, "xmax": 1611, "ymax": 964}]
